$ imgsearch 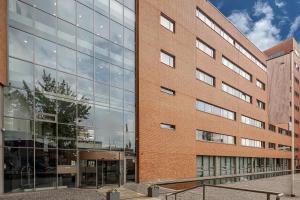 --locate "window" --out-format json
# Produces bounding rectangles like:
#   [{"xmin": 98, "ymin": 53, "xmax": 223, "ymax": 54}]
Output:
[
  {"xmin": 77, "ymin": 2, "xmax": 93, "ymax": 32},
  {"xmin": 160, "ymin": 51, "xmax": 175, "ymax": 67},
  {"xmin": 77, "ymin": 53, "xmax": 94, "ymax": 80},
  {"xmin": 268, "ymin": 143, "xmax": 276, "ymax": 150},
  {"xmin": 278, "ymin": 144, "xmax": 291, "ymax": 151},
  {"xmin": 269, "ymin": 124, "xmax": 276, "ymax": 132},
  {"xmin": 160, "ymin": 123, "xmax": 175, "ymax": 130},
  {"xmin": 222, "ymin": 57, "xmax": 251, "ymax": 81},
  {"xmin": 241, "ymin": 138, "xmax": 265, "ymax": 148},
  {"xmin": 296, "ymin": 63, "xmax": 299, "ymax": 71},
  {"xmin": 94, "ymin": 12, "xmax": 109, "ymax": 39},
  {"xmin": 196, "ymin": 100, "xmax": 236, "ymax": 120},
  {"xmin": 256, "ymin": 100, "xmax": 265, "ymax": 110},
  {"xmin": 57, "ymin": 0, "xmax": 76, "ymax": 24},
  {"xmin": 256, "ymin": 79, "xmax": 265, "ymax": 90},
  {"xmin": 241, "ymin": 115, "xmax": 265, "ymax": 129},
  {"xmin": 34, "ymin": 37, "xmax": 56, "ymax": 68},
  {"xmin": 57, "ymin": 45, "xmax": 76, "ymax": 74},
  {"xmin": 110, "ymin": 20, "xmax": 123, "ymax": 45},
  {"xmin": 295, "ymin": 105, "xmax": 299, "ymax": 112},
  {"xmin": 9, "ymin": 28, "xmax": 33, "ymax": 62},
  {"xmin": 124, "ymin": 7, "xmax": 135, "ymax": 30},
  {"xmin": 278, "ymin": 128, "xmax": 291, "ymax": 136},
  {"xmin": 95, "ymin": 0, "xmax": 109, "ymax": 16},
  {"xmin": 222, "ymin": 83, "xmax": 252, "ymax": 103},
  {"xmin": 160, "ymin": 14, "xmax": 175, "ymax": 32},
  {"xmin": 110, "ymin": 0, "xmax": 123, "ymax": 24},
  {"xmin": 196, "ymin": 130, "xmax": 235, "ymax": 144},
  {"xmin": 196, "ymin": 69, "xmax": 215, "ymax": 86},
  {"xmin": 160, "ymin": 86, "xmax": 175, "ymax": 95},
  {"xmin": 196, "ymin": 39, "xmax": 214, "ymax": 58},
  {"xmin": 196, "ymin": 8, "xmax": 266, "ymax": 72},
  {"xmin": 110, "ymin": 42, "xmax": 123, "ymax": 66},
  {"xmin": 295, "ymin": 91, "xmax": 299, "ymax": 98}
]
